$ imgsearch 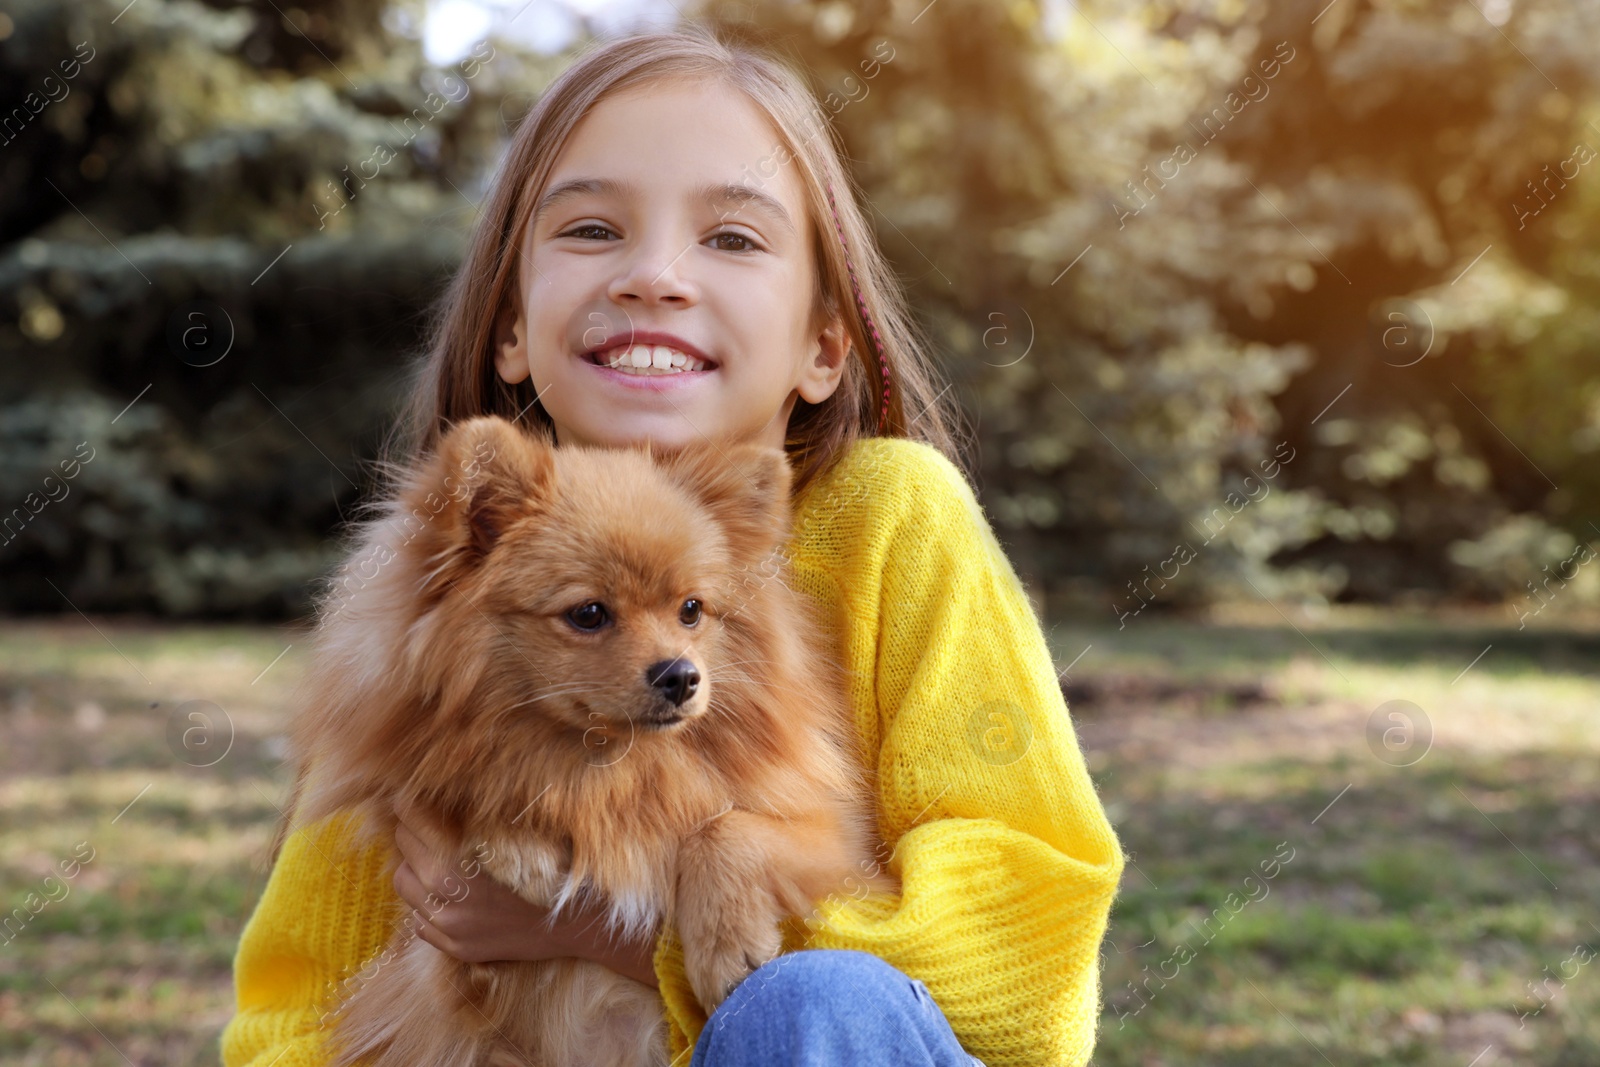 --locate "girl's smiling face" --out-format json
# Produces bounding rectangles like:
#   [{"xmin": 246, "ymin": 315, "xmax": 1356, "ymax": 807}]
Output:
[{"xmin": 494, "ymin": 77, "xmax": 850, "ymax": 452}]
